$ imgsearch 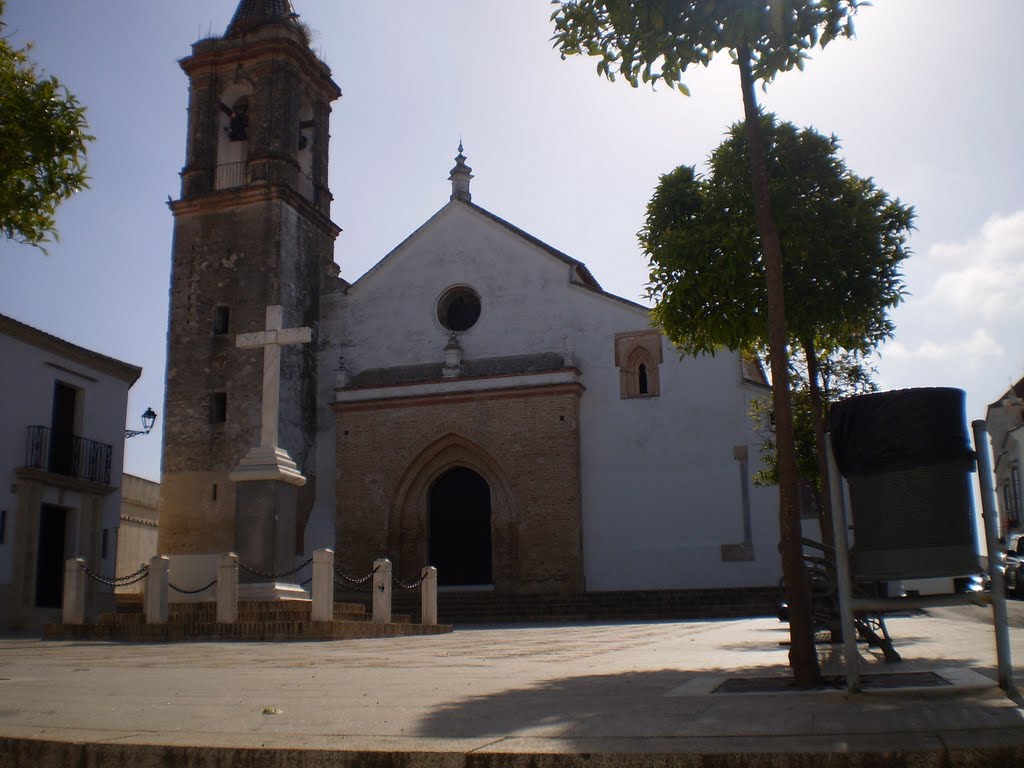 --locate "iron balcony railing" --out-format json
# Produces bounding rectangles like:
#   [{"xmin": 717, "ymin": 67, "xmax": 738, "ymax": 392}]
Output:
[
  {"xmin": 213, "ymin": 160, "xmax": 316, "ymax": 203},
  {"xmin": 25, "ymin": 426, "xmax": 112, "ymax": 486}
]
